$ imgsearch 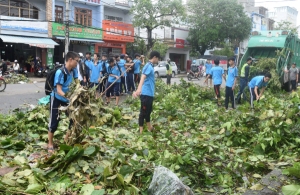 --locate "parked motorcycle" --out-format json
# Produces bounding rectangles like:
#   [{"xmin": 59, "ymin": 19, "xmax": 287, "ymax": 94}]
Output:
[
  {"xmin": 0, "ymin": 71, "xmax": 7, "ymax": 92},
  {"xmin": 18, "ymin": 67, "xmax": 28, "ymax": 77},
  {"xmin": 34, "ymin": 67, "xmax": 43, "ymax": 78},
  {"xmin": 43, "ymin": 66, "xmax": 50, "ymax": 77}
]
